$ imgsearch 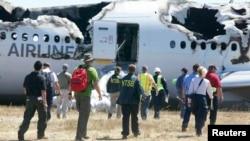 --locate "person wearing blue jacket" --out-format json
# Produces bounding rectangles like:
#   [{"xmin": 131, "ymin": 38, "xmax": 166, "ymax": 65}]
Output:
[
  {"xmin": 106, "ymin": 66, "xmax": 123, "ymax": 119},
  {"xmin": 117, "ymin": 64, "xmax": 143, "ymax": 140}
]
